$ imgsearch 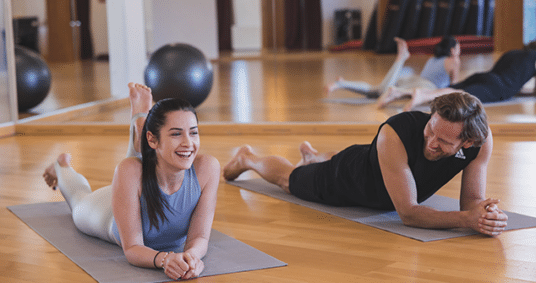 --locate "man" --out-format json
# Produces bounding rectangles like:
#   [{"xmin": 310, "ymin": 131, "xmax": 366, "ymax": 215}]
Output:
[{"xmin": 224, "ymin": 92, "xmax": 508, "ymax": 236}]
